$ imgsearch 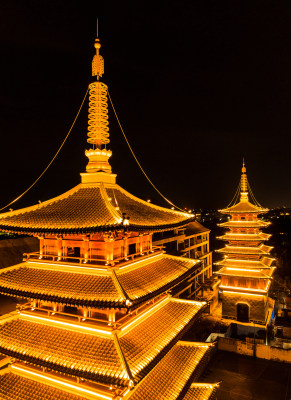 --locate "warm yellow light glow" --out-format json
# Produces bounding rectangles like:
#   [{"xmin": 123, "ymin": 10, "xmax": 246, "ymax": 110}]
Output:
[
  {"xmin": 121, "ymin": 297, "xmax": 169, "ymax": 332},
  {"xmin": 119, "ymin": 253, "xmax": 162, "ymax": 270},
  {"xmin": 20, "ymin": 313, "xmax": 112, "ymax": 335},
  {"xmin": 220, "ymin": 285, "xmax": 267, "ymax": 294},
  {"xmin": 226, "ymin": 267, "xmax": 262, "ymax": 272},
  {"xmin": 11, "ymin": 365, "xmax": 113, "ymax": 400},
  {"xmin": 28, "ymin": 261, "xmax": 106, "ymax": 272},
  {"xmin": 222, "ymin": 290, "xmax": 265, "ymax": 297}
]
